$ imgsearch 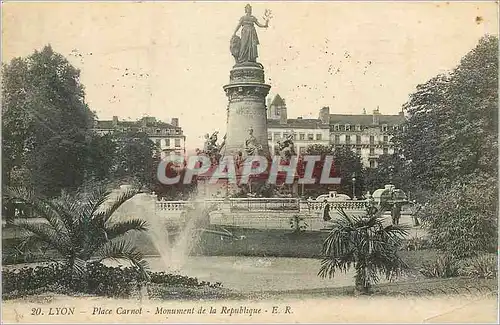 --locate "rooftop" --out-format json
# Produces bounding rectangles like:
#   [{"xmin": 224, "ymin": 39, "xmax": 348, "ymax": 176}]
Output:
[
  {"xmin": 95, "ymin": 117, "xmax": 180, "ymax": 130},
  {"xmin": 268, "ymin": 118, "xmax": 329, "ymax": 129},
  {"xmin": 329, "ymin": 114, "xmax": 405, "ymax": 125},
  {"xmin": 270, "ymin": 94, "xmax": 286, "ymax": 107}
]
